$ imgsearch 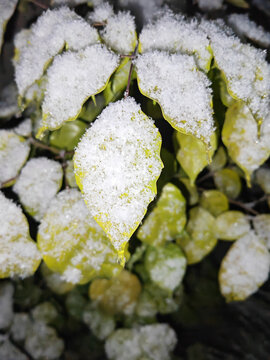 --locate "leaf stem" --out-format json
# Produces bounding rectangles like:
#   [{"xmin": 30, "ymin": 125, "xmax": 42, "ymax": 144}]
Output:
[
  {"xmin": 124, "ymin": 42, "xmax": 138, "ymax": 99},
  {"xmin": 228, "ymin": 198, "xmax": 259, "ymax": 216}
]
